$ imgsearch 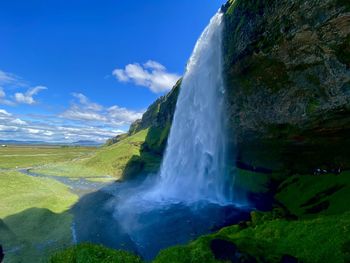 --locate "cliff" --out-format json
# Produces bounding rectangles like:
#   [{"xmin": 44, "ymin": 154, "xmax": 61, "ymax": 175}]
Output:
[{"xmin": 223, "ymin": 0, "xmax": 350, "ymax": 172}]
